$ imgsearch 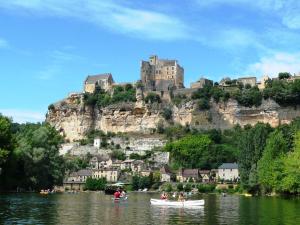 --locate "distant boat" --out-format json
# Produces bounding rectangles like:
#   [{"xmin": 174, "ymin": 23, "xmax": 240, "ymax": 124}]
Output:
[
  {"xmin": 244, "ymin": 193, "xmax": 252, "ymax": 197},
  {"xmin": 150, "ymin": 199, "xmax": 204, "ymax": 207}
]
